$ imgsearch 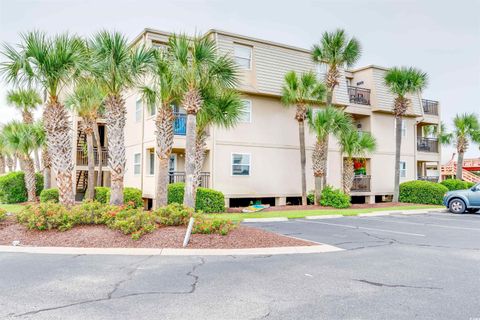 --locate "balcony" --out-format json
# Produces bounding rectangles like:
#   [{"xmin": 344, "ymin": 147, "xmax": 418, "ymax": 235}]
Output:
[
  {"xmin": 422, "ymin": 99, "xmax": 439, "ymax": 116},
  {"xmin": 351, "ymin": 175, "xmax": 371, "ymax": 192},
  {"xmin": 76, "ymin": 147, "xmax": 108, "ymax": 166},
  {"xmin": 169, "ymin": 171, "xmax": 210, "ymax": 188},
  {"xmin": 418, "ymin": 176, "xmax": 439, "ymax": 183},
  {"xmin": 174, "ymin": 112, "xmax": 186, "ymax": 135},
  {"xmin": 417, "ymin": 137, "xmax": 439, "ymax": 153},
  {"xmin": 348, "ymin": 86, "xmax": 371, "ymax": 105}
]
